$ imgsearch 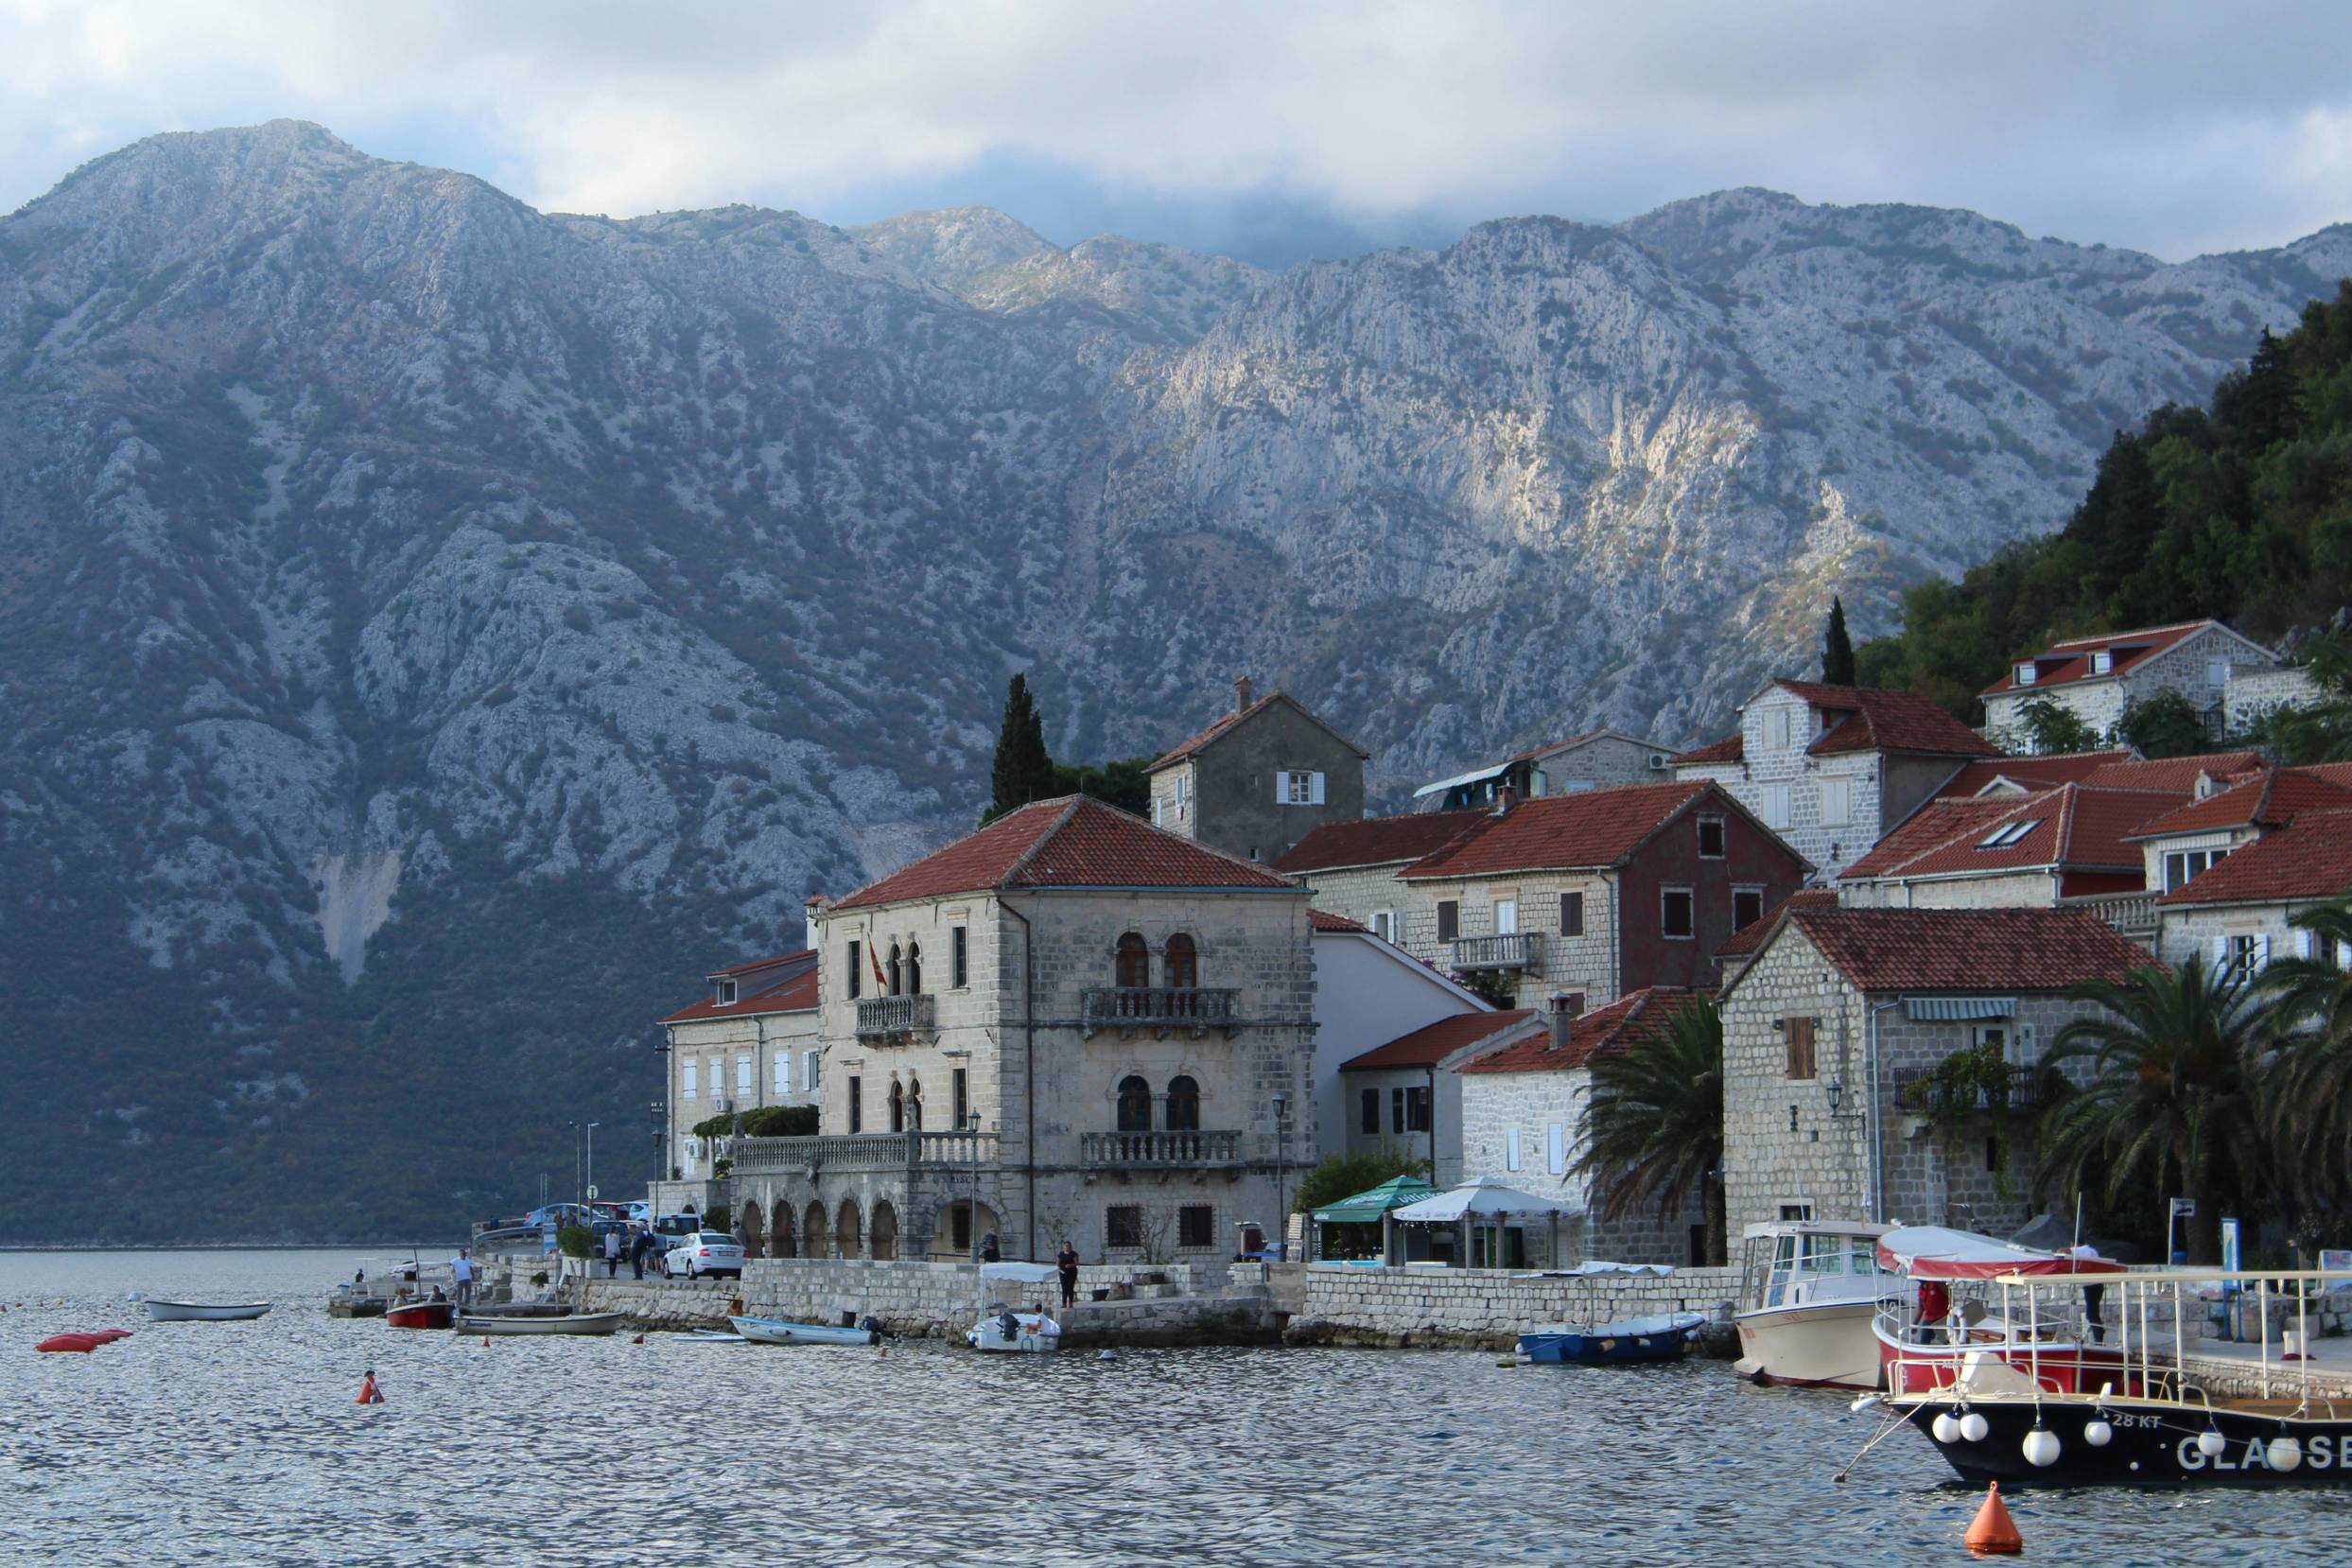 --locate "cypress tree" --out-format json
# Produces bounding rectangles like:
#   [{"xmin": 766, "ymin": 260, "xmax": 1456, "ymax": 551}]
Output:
[
  {"xmin": 987, "ymin": 673, "xmax": 1056, "ymax": 820},
  {"xmin": 1821, "ymin": 596, "xmax": 1857, "ymax": 686}
]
